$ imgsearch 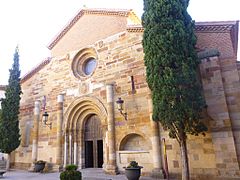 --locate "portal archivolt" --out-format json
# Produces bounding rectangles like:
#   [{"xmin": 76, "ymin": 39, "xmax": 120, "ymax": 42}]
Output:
[{"xmin": 63, "ymin": 96, "xmax": 107, "ymax": 168}]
